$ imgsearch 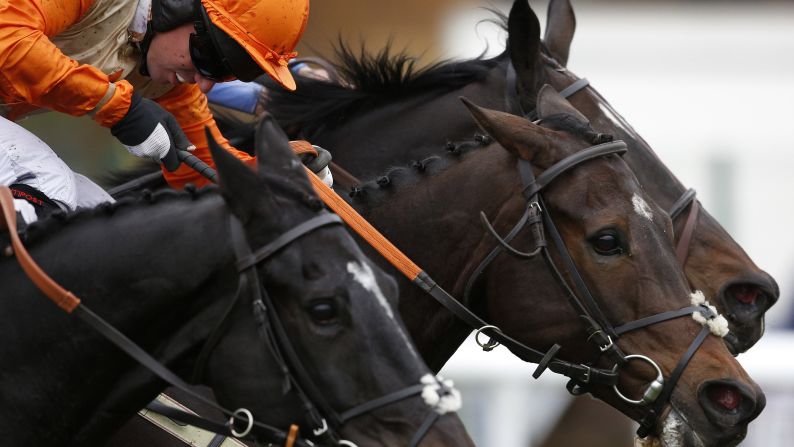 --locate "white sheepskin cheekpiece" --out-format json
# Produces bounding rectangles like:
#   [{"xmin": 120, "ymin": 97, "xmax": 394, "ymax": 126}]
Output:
[
  {"xmin": 420, "ymin": 374, "xmax": 462, "ymax": 415},
  {"xmin": 690, "ymin": 291, "xmax": 730, "ymax": 338}
]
